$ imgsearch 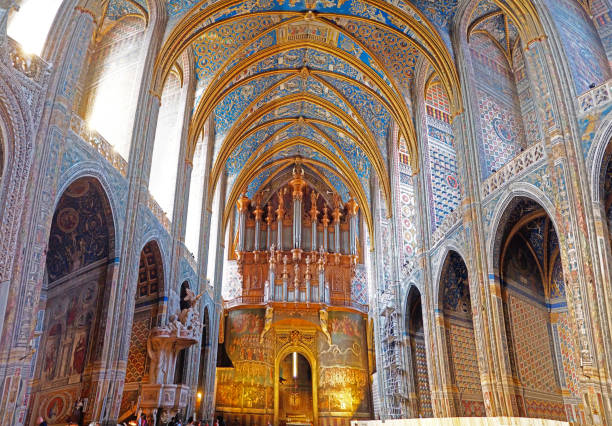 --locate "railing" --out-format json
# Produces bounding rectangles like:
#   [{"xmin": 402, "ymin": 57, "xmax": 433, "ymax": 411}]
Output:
[
  {"xmin": 577, "ymin": 79, "xmax": 612, "ymax": 114},
  {"xmin": 481, "ymin": 142, "xmax": 545, "ymax": 198},
  {"xmin": 431, "ymin": 207, "xmax": 462, "ymax": 247},
  {"xmin": 223, "ymin": 295, "xmax": 368, "ymax": 313},
  {"xmin": 7, "ymin": 38, "xmax": 50, "ymax": 84},
  {"xmin": 70, "ymin": 114, "xmax": 128, "ymax": 177},
  {"xmin": 145, "ymin": 191, "xmax": 171, "ymax": 234}
]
